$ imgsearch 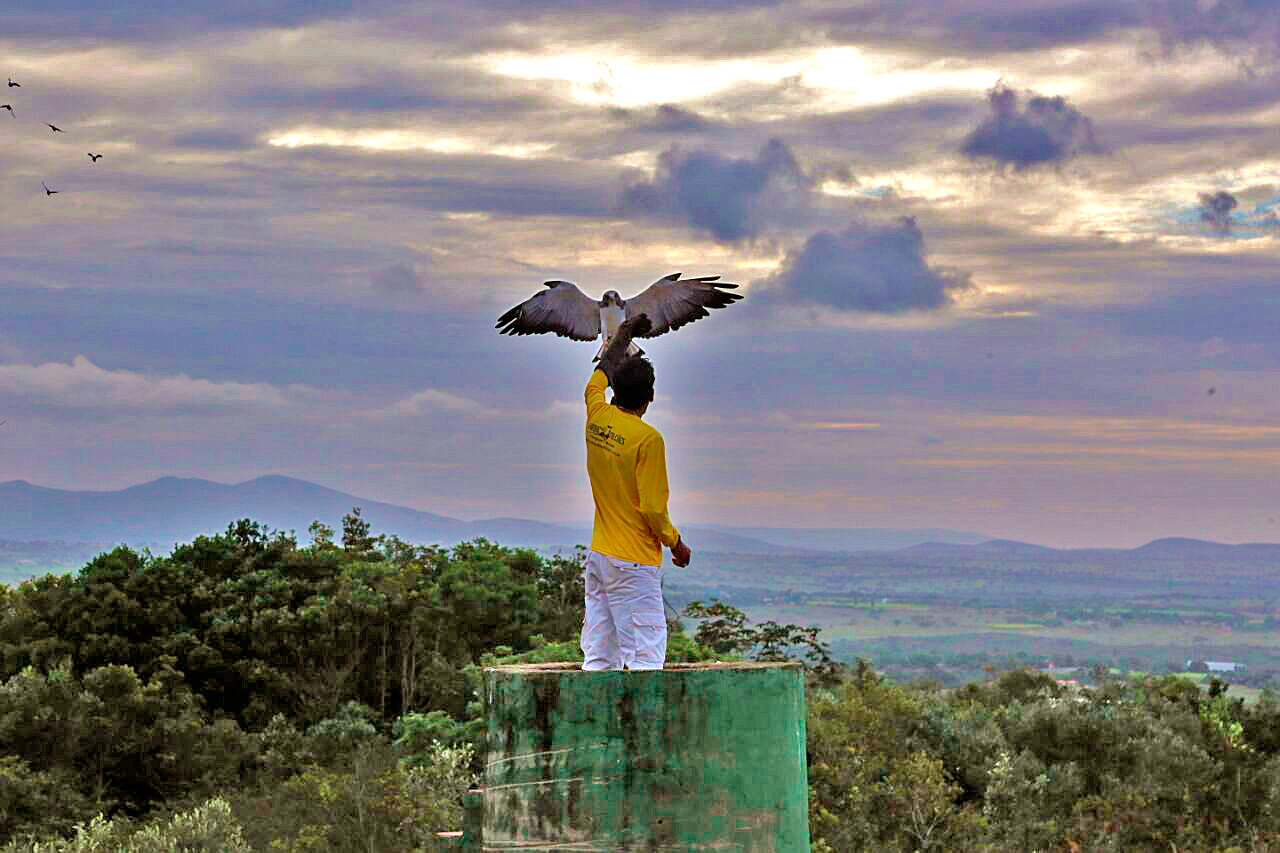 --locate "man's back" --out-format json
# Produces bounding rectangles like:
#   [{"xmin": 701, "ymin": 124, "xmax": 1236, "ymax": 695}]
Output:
[{"xmin": 584, "ymin": 369, "xmax": 679, "ymax": 567}]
